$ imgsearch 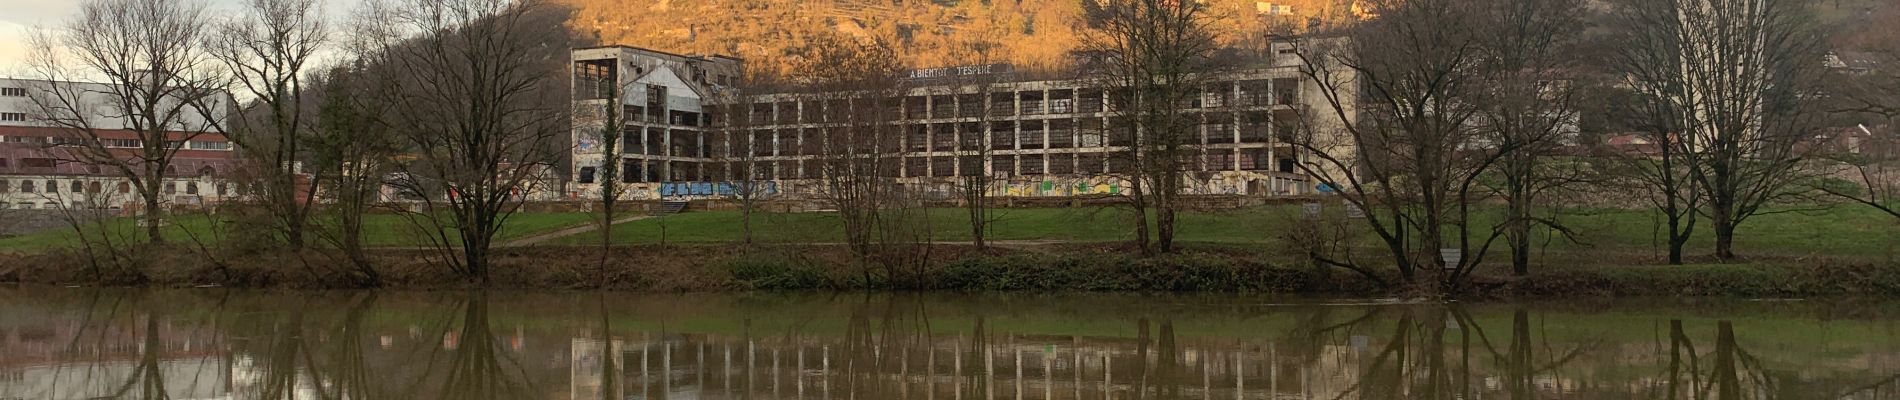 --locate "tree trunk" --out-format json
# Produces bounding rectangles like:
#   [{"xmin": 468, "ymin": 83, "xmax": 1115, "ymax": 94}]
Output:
[
  {"xmin": 286, "ymin": 214, "xmax": 305, "ymax": 251},
  {"xmin": 1507, "ymin": 164, "xmax": 1533, "ymax": 276},
  {"xmin": 1665, "ymin": 210, "xmax": 1687, "ymax": 265},
  {"xmin": 742, "ymin": 198, "xmax": 754, "ymax": 246},
  {"xmin": 462, "ymin": 217, "xmax": 493, "ymax": 284},
  {"xmin": 343, "ymin": 201, "xmax": 378, "ymax": 285},
  {"xmin": 1155, "ymin": 205, "xmax": 1176, "ymax": 254},
  {"xmin": 1129, "ymin": 180, "xmax": 1152, "ymax": 256},
  {"xmin": 599, "ymin": 196, "xmax": 615, "ymax": 278},
  {"xmin": 143, "ymin": 193, "xmax": 164, "ymax": 245},
  {"xmin": 968, "ymin": 201, "xmax": 986, "ymax": 250},
  {"xmin": 1712, "ymin": 204, "xmax": 1736, "ymax": 260}
]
